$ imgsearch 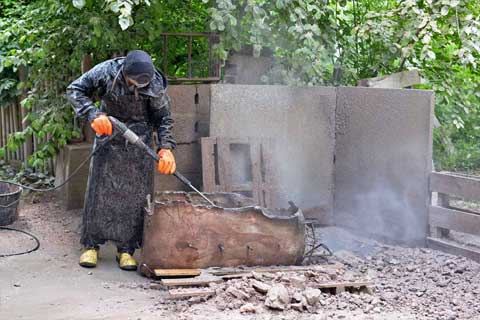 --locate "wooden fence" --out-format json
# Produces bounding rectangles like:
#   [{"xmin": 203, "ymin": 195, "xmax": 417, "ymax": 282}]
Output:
[
  {"xmin": 0, "ymin": 101, "xmax": 55, "ymax": 173},
  {"xmin": 428, "ymin": 171, "xmax": 480, "ymax": 262}
]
